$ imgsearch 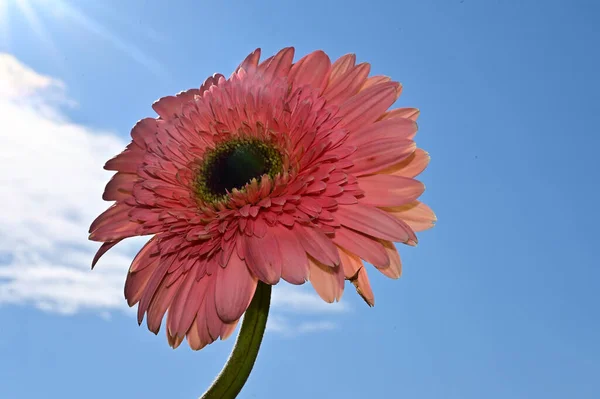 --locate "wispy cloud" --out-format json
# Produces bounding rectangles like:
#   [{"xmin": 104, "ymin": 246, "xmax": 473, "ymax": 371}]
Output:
[
  {"xmin": 0, "ymin": 53, "xmax": 345, "ymax": 335},
  {"xmin": 267, "ymin": 315, "xmax": 338, "ymax": 336},
  {"xmin": 49, "ymin": 1, "xmax": 168, "ymax": 78}
]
